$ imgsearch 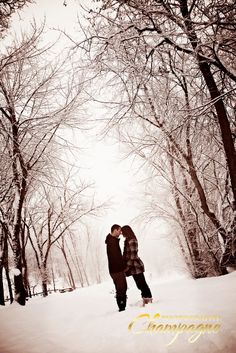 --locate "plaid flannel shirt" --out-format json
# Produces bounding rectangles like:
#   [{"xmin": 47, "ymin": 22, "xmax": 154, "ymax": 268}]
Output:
[{"xmin": 123, "ymin": 239, "xmax": 144, "ymax": 276}]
